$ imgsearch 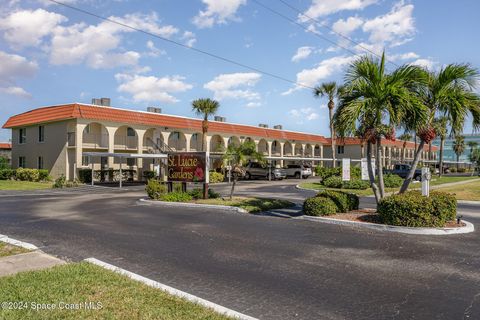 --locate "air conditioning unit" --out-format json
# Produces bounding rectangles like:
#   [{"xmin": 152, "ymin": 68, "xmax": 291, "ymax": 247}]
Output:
[
  {"xmin": 214, "ymin": 116, "xmax": 226, "ymax": 122},
  {"xmin": 91, "ymin": 98, "xmax": 111, "ymax": 106},
  {"xmin": 259, "ymin": 123, "xmax": 269, "ymax": 128},
  {"xmin": 147, "ymin": 107, "xmax": 162, "ymax": 114},
  {"xmin": 273, "ymin": 125, "xmax": 283, "ymax": 130}
]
